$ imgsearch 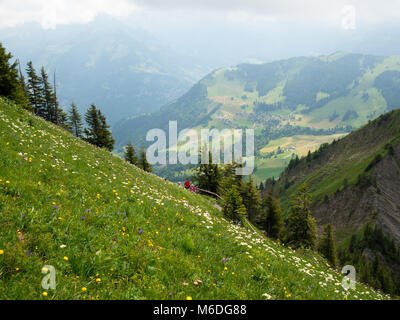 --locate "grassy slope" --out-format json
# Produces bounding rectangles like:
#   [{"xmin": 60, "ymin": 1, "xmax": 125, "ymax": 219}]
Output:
[
  {"xmin": 274, "ymin": 110, "xmax": 400, "ymax": 214},
  {"xmin": 0, "ymin": 98, "xmax": 388, "ymax": 300}
]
